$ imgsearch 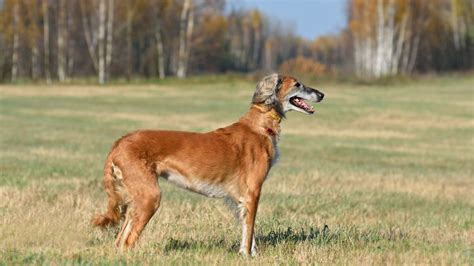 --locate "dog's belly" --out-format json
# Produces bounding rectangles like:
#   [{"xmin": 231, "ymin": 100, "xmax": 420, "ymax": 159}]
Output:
[{"xmin": 161, "ymin": 171, "xmax": 228, "ymax": 198}]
